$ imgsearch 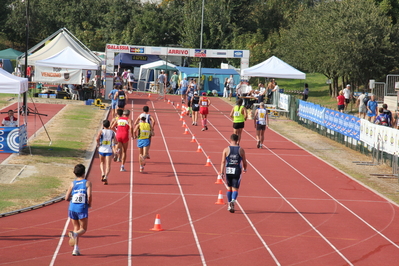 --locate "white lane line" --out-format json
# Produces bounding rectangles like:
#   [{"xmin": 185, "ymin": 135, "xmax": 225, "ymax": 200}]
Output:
[
  {"xmin": 49, "ymin": 218, "xmax": 70, "ymax": 266},
  {"xmin": 151, "ymin": 101, "xmax": 207, "ymax": 266},
  {"xmin": 128, "ymin": 101, "xmax": 134, "ymax": 266}
]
